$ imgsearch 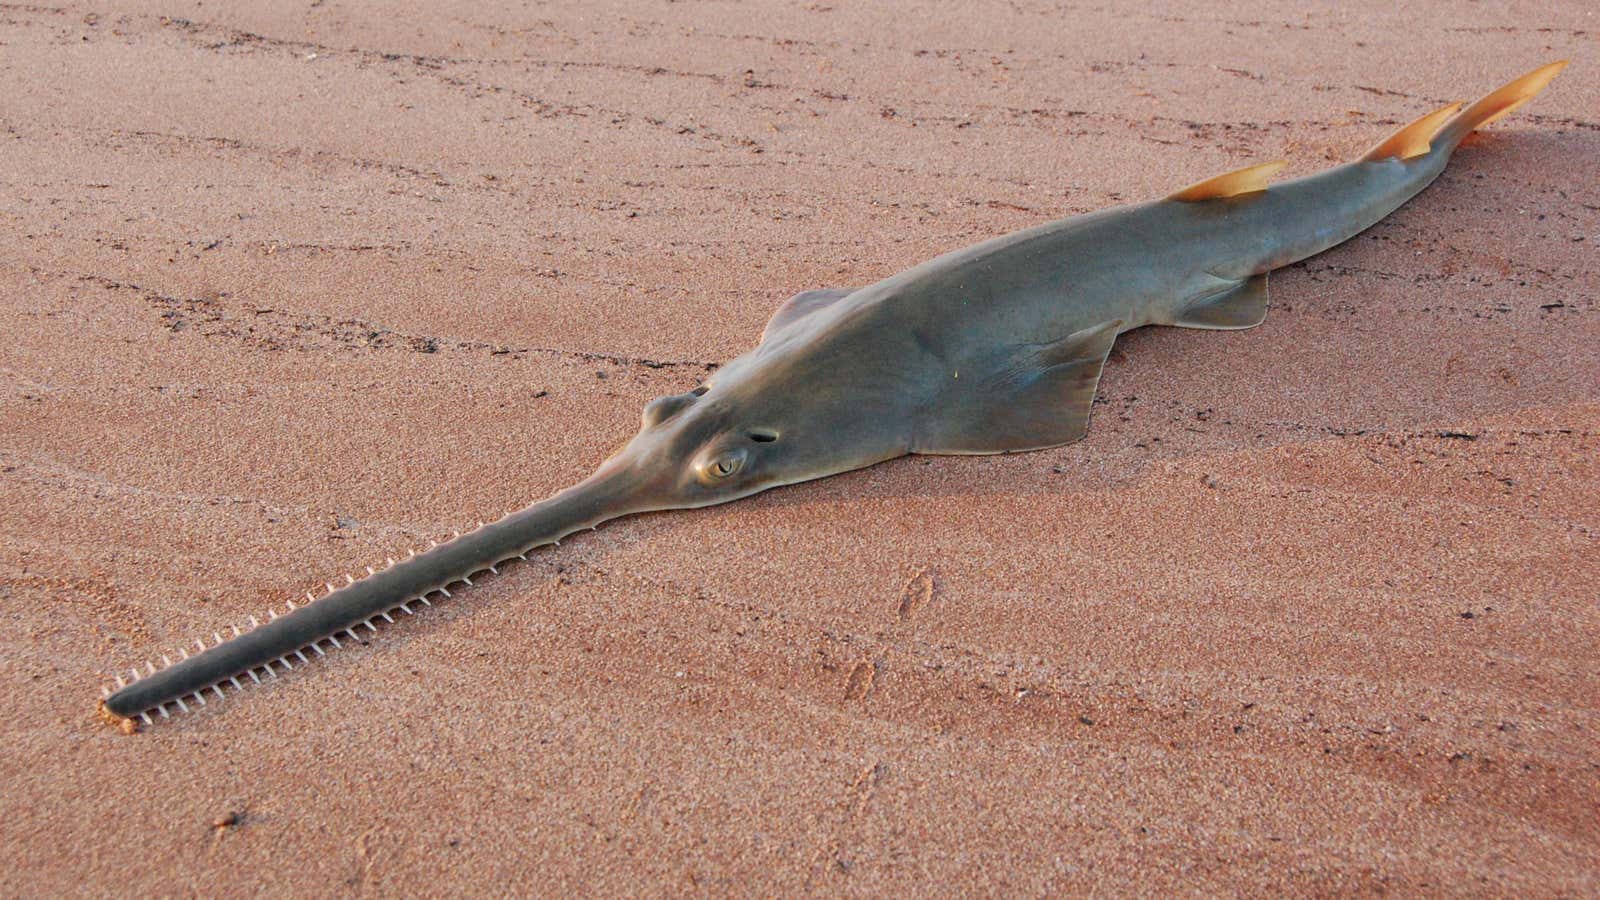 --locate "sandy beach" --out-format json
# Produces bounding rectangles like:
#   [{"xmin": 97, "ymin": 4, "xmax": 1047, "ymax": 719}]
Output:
[{"xmin": 2, "ymin": 1, "xmax": 1596, "ymax": 894}]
